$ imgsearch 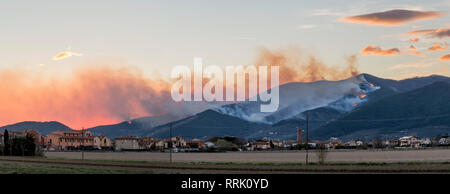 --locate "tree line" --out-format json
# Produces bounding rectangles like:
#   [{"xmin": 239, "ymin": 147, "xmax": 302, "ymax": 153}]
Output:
[{"xmin": 1, "ymin": 130, "xmax": 38, "ymax": 156}]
